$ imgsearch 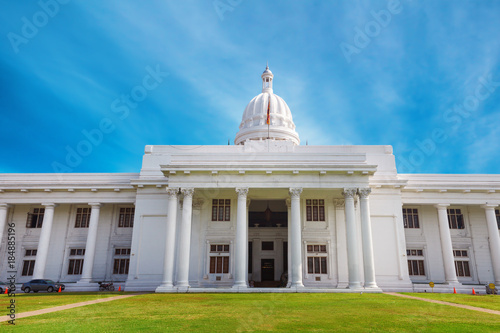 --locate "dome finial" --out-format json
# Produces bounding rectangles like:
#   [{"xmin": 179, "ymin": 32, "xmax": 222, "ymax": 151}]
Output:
[{"xmin": 261, "ymin": 63, "xmax": 273, "ymax": 93}]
